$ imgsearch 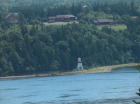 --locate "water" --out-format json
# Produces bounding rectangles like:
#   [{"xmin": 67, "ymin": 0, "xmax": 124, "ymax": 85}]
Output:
[{"xmin": 0, "ymin": 67, "xmax": 140, "ymax": 104}]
